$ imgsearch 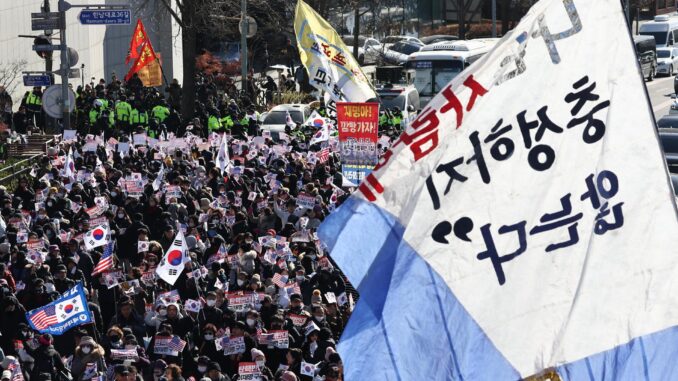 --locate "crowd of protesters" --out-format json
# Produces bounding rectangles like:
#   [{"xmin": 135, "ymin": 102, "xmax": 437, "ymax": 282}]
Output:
[{"xmin": 0, "ymin": 70, "xmax": 412, "ymax": 381}]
